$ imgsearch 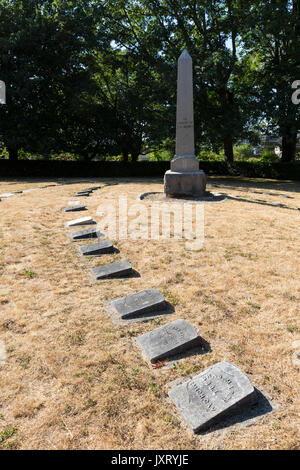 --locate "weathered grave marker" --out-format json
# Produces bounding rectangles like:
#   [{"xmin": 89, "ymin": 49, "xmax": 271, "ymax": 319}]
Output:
[
  {"xmin": 63, "ymin": 205, "xmax": 87, "ymax": 213},
  {"xmin": 111, "ymin": 288, "xmax": 167, "ymax": 319},
  {"xmin": 75, "ymin": 189, "xmax": 92, "ymax": 194},
  {"xmin": 136, "ymin": 319, "xmax": 203, "ymax": 363},
  {"xmin": 79, "ymin": 240, "xmax": 114, "ymax": 256},
  {"xmin": 75, "ymin": 191, "xmax": 90, "ymax": 197},
  {"xmin": 65, "ymin": 216, "xmax": 96, "ymax": 227},
  {"xmin": 68, "ymin": 201, "xmax": 81, "ymax": 206},
  {"xmin": 168, "ymin": 361, "xmax": 257, "ymax": 433},
  {"xmin": 91, "ymin": 260, "xmax": 133, "ymax": 279},
  {"xmin": 85, "ymin": 186, "xmax": 102, "ymax": 191},
  {"xmin": 70, "ymin": 227, "xmax": 103, "ymax": 241}
]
